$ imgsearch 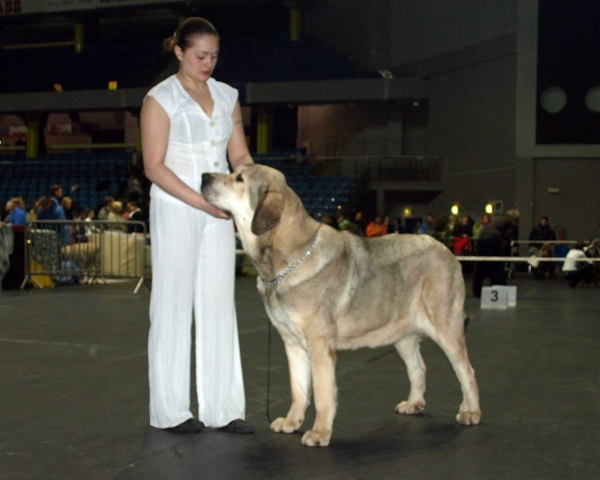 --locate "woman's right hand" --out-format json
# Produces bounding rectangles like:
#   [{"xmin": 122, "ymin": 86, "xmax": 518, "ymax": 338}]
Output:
[{"xmin": 193, "ymin": 194, "xmax": 230, "ymax": 219}]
